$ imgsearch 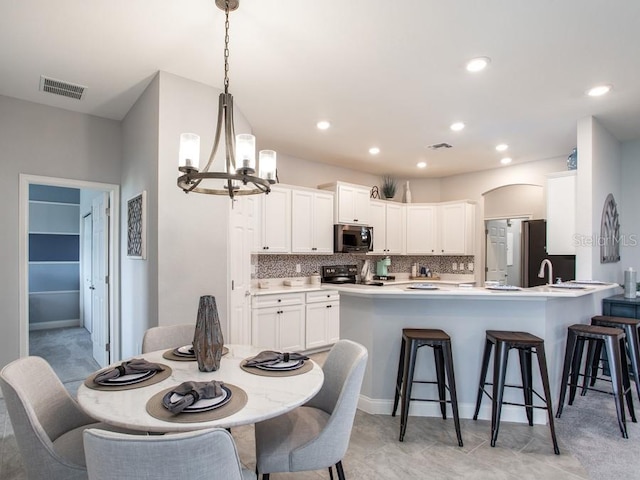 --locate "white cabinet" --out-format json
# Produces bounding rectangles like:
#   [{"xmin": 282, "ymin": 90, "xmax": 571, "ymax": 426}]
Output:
[
  {"xmin": 319, "ymin": 181, "xmax": 371, "ymax": 225},
  {"xmin": 406, "ymin": 205, "xmax": 439, "ymax": 254},
  {"xmin": 251, "ymin": 293, "xmax": 305, "ymax": 351},
  {"xmin": 291, "ymin": 188, "xmax": 334, "ymax": 254},
  {"xmin": 253, "ymin": 186, "xmax": 291, "ymax": 253},
  {"xmin": 305, "ymin": 291, "xmax": 340, "ymax": 349},
  {"xmin": 546, "ymin": 171, "xmax": 576, "ymax": 255},
  {"xmin": 439, "ymin": 202, "xmax": 475, "ymax": 255},
  {"xmin": 370, "ymin": 200, "xmax": 404, "ymax": 254}
]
